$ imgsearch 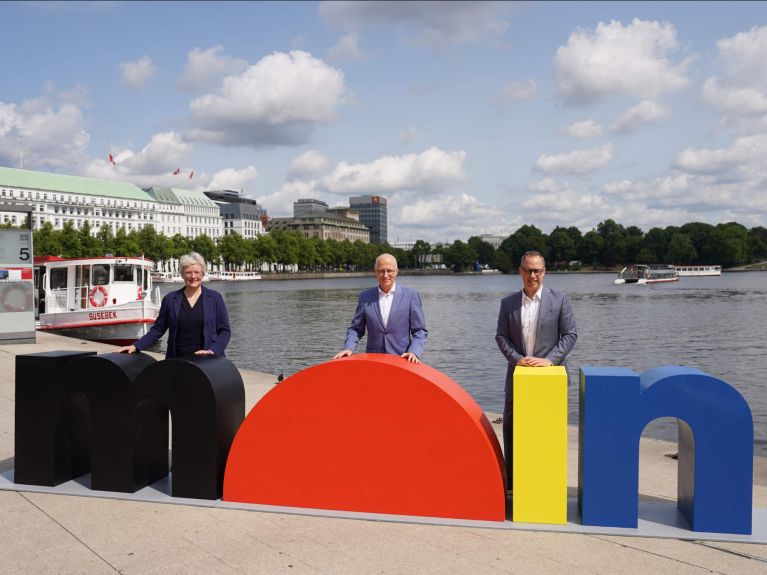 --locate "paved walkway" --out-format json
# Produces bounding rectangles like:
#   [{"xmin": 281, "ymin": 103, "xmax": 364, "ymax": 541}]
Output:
[{"xmin": 0, "ymin": 333, "xmax": 765, "ymax": 574}]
